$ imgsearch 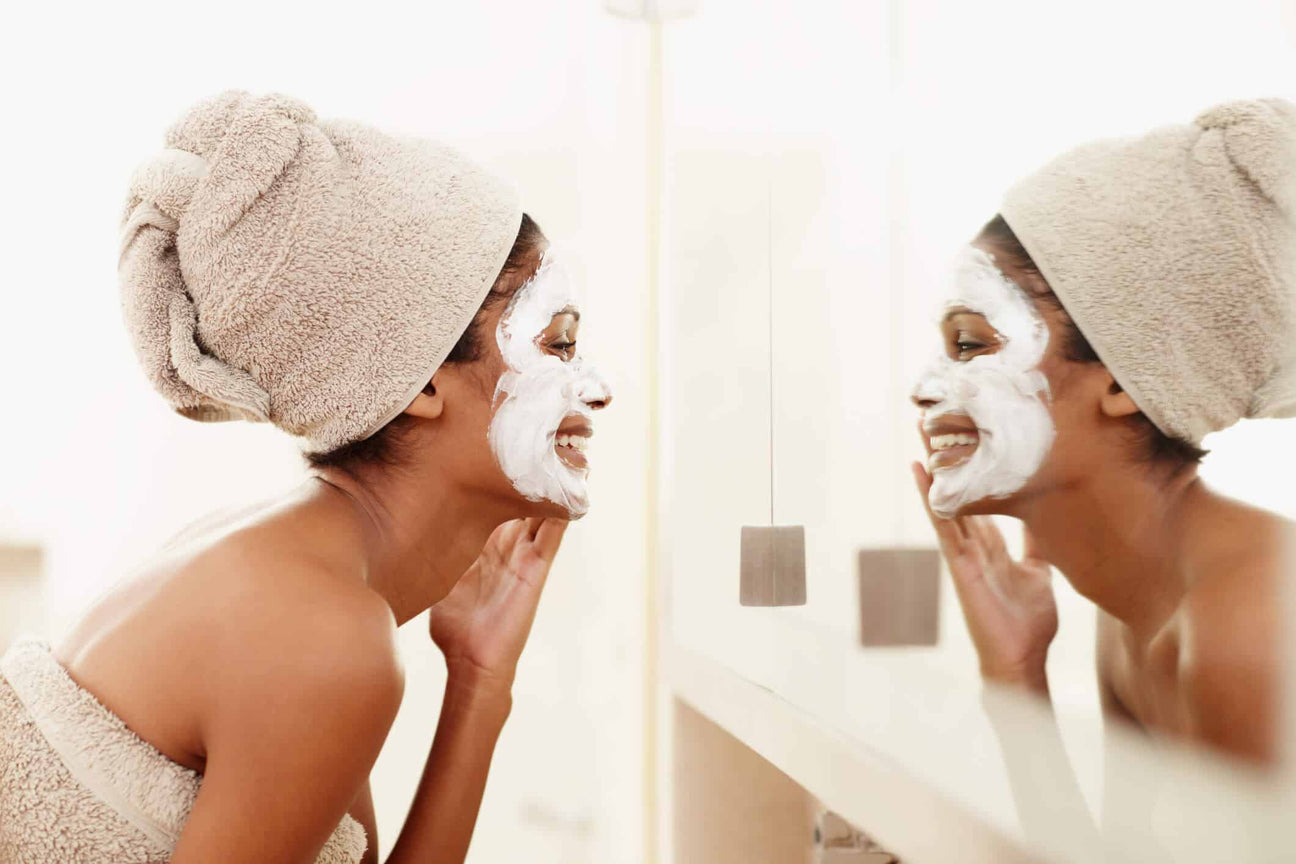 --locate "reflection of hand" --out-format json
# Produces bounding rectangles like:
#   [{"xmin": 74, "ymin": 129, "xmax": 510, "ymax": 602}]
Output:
[
  {"xmin": 428, "ymin": 518, "xmax": 568, "ymax": 695},
  {"xmin": 912, "ymin": 463, "xmax": 1057, "ymax": 693}
]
